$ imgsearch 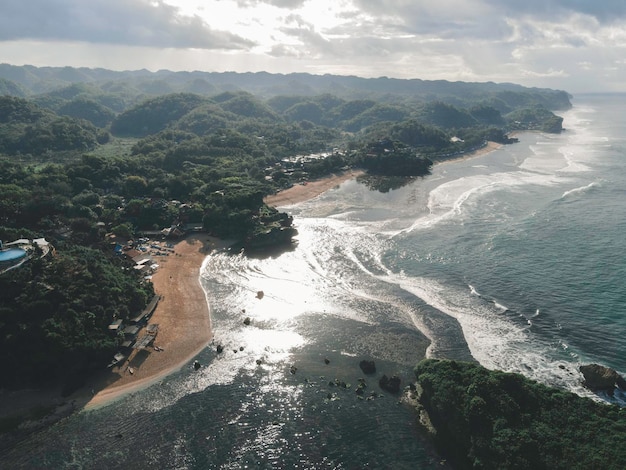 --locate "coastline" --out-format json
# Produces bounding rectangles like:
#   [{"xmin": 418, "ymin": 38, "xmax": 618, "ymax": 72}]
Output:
[
  {"xmin": 432, "ymin": 140, "xmax": 503, "ymax": 166},
  {"xmin": 264, "ymin": 169, "xmax": 365, "ymax": 207},
  {"xmin": 84, "ymin": 233, "xmax": 229, "ymax": 408},
  {"xmin": 0, "ymin": 233, "xmax": 228, "ymax": 446},
  {"xmin": 264, "ymin": 143, "xmax": 503, "ymax": 208}
]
